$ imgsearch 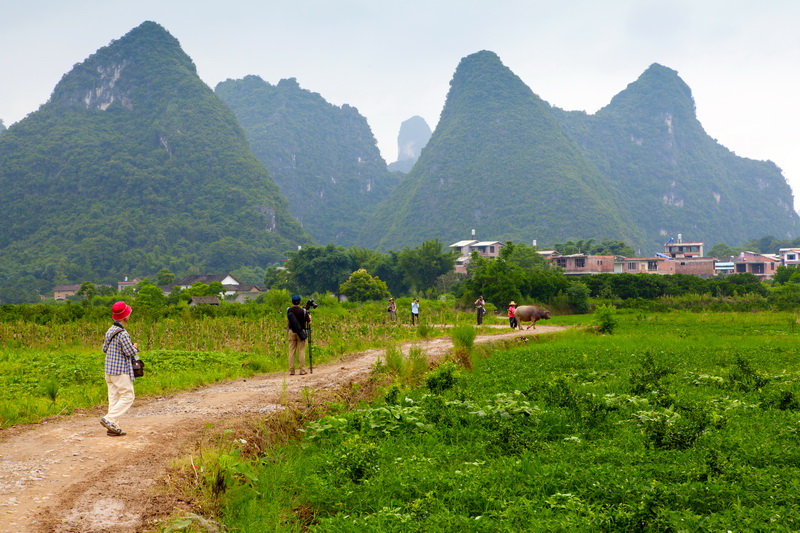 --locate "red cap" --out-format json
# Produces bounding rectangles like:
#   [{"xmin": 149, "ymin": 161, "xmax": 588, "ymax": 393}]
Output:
[{"xmin": 111, "ymin": 301, "xmax": 132, "ymax": 321}]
